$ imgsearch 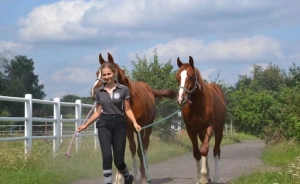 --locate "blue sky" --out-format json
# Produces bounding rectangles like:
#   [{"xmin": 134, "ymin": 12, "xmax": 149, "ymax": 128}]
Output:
[{"xmin": 0, "ymin": 0, "xmax": 300, "ymax": 100}]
